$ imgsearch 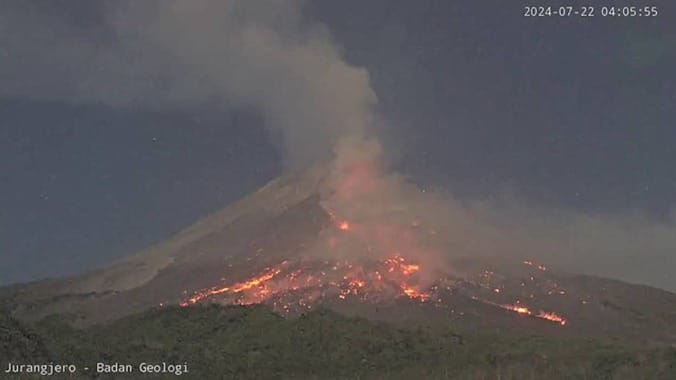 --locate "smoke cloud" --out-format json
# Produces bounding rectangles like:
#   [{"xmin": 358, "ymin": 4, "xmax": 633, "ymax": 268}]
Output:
[
  {"xmin": 0, "ymin": 0, "xmax": 377, "ymax": 167},
  {"xmin": 317, "ymin": 148, "xmax": 676, "ymax": 291},
  {"xmin": 2, "ymin": 1, "xmax": 675, "ymax": 292}
]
